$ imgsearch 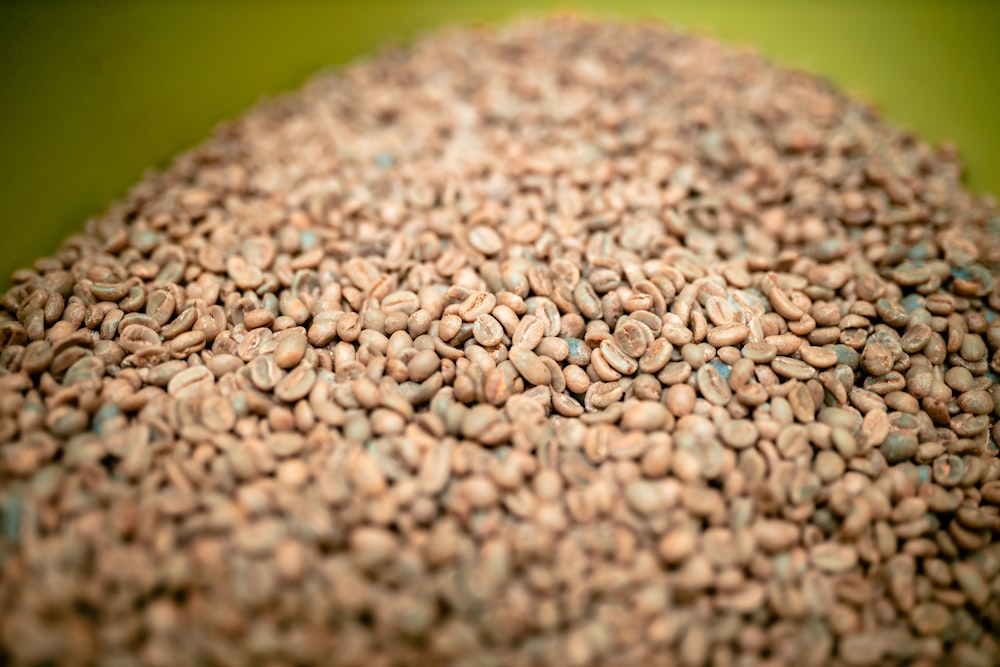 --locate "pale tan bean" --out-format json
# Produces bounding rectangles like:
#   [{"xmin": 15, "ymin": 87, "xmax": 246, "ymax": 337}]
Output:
[
  {"xmin": 697, "ymin": 364, "xmax": 732, "ymax": 406},
  {"xmin": 613, "ymin": 319, "xmax": 652, "ymax": 358},
  {"xmin": 243, "ymin": 307, "xmax": 275, "ymax": 330},
  {"xmin": 798, "ymin": 345, "xmax": 838, "ymax": 369},
  {"xmin": 274, "ymin": 329, "xmax": 307, "ymax": 369},
  {"xmin": 638, "ymin": 337, "xmax": 673, "ymax": 374},
  {"xmin": 169, "ymin": 330, "xmax": 206, "ymax": 358},
  {"xmin": 665, "ymin": 384, "xmax": 696, "ymax": 417},
  {"xmin": 468, "ymin": 226, "xmax": 503, "ymax": 255},
  {"xmin": 535, "ymin": 336, "xmax": 569, "ymax": 362},
  {"xmin": 472, "ymin": 314, "xmax": 504, "ymax": 347},
  {"xmin": 512, "ymin": 314, "xmax": 545, "ymax": 349},
  {"xmin": 509, "ymin": 346, "xmax": 551, "ymax": 386},
  {"xmin": 458, "ymin": 292, "xmax": 497, "ymax": 322},
  {"xmin": 771, "ymin": 356, "xmax": 817, "ymax": 381},
  {"xmin": 742, "ymin": 342, "xmax": 777, "ymax": 364},
  {"xmin": 706, "ymin": 322, "xmax": 747, "ymax": 348},
  {"xmin": 167, "ymin": 365, "xmax": 214, "ymax": 400},
  {"xmin": 408, "ymin": 349, "xmax": 440, "ymax": 383},
  {"xmin": 274, "ymin": 365, "xmax": 317, "ymax": 402},
  {"xmin": 754, "ymin": 519, "xmax": 800, "ymax": 552},
  {"xmin": 621, "ymin": 401, "xmax": 671, "ymax": 431},
  {"xmin": 810, "ymin": 542, "xmax": 859, "ymax": 572},
  {"xmin": 599, "ymin": 339, "xmax": 638, "ymax": 375}
]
